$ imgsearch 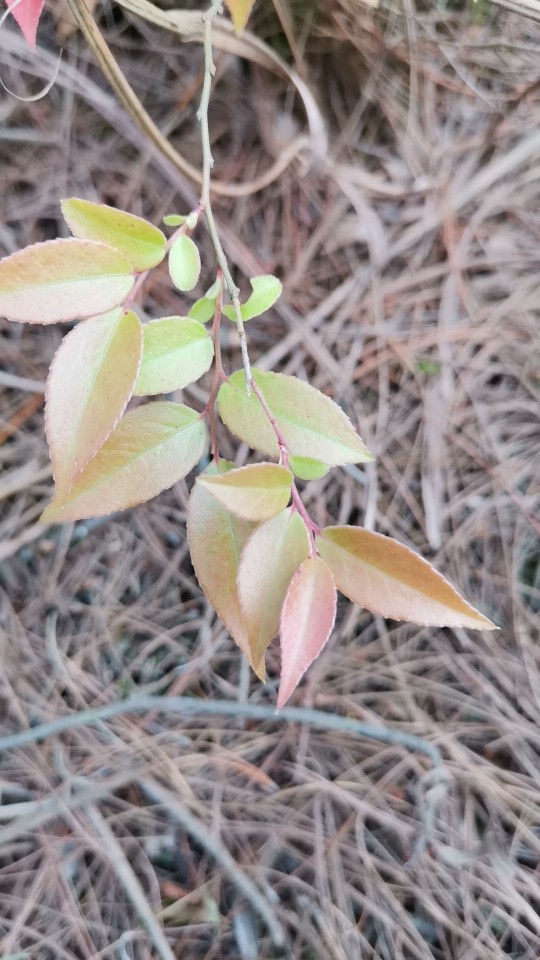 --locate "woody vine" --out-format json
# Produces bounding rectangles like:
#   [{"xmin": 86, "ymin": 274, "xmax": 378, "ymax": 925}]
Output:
[{"xmin": 0, "ymin": 0, "xmax": 496, "ymax": 708}]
